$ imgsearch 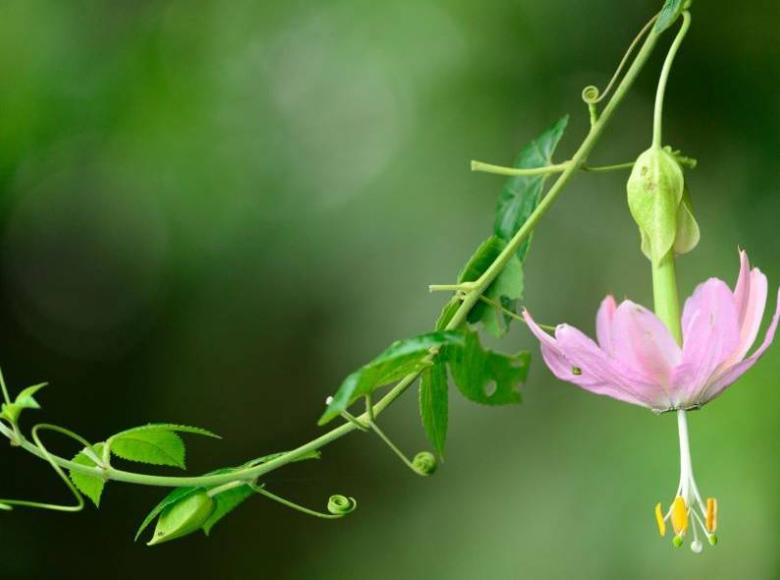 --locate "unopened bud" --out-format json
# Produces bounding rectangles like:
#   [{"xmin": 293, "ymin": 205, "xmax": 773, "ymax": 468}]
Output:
[{"xmin": 147, "ymin": 490, "xmax": 215, "ymax": 546}]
